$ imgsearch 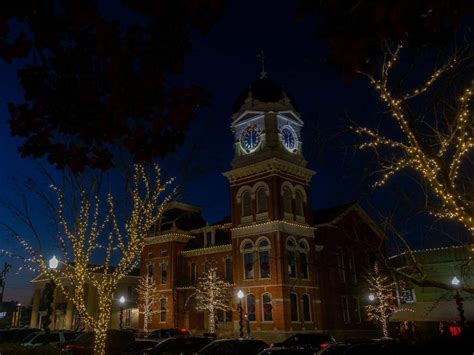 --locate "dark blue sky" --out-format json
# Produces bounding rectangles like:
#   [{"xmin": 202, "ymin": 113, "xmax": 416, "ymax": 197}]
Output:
[{"xmin": 0, "ymin": 0, "xmax": 458, "ymax": 303}]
